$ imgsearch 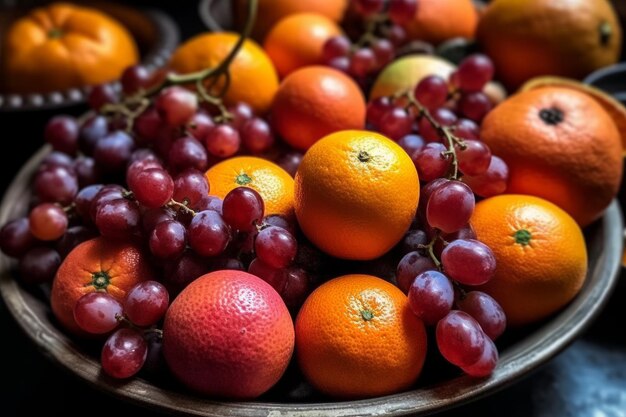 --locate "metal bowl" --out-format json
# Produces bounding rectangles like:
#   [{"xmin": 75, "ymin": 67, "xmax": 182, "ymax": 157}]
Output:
[
  {"xmin": 0, "ymin": 0, "xmax": 179, "ymax": 112},
  {"xmin": 0, "ymin": 145, "xmax": 622, "ymax": 416}
]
